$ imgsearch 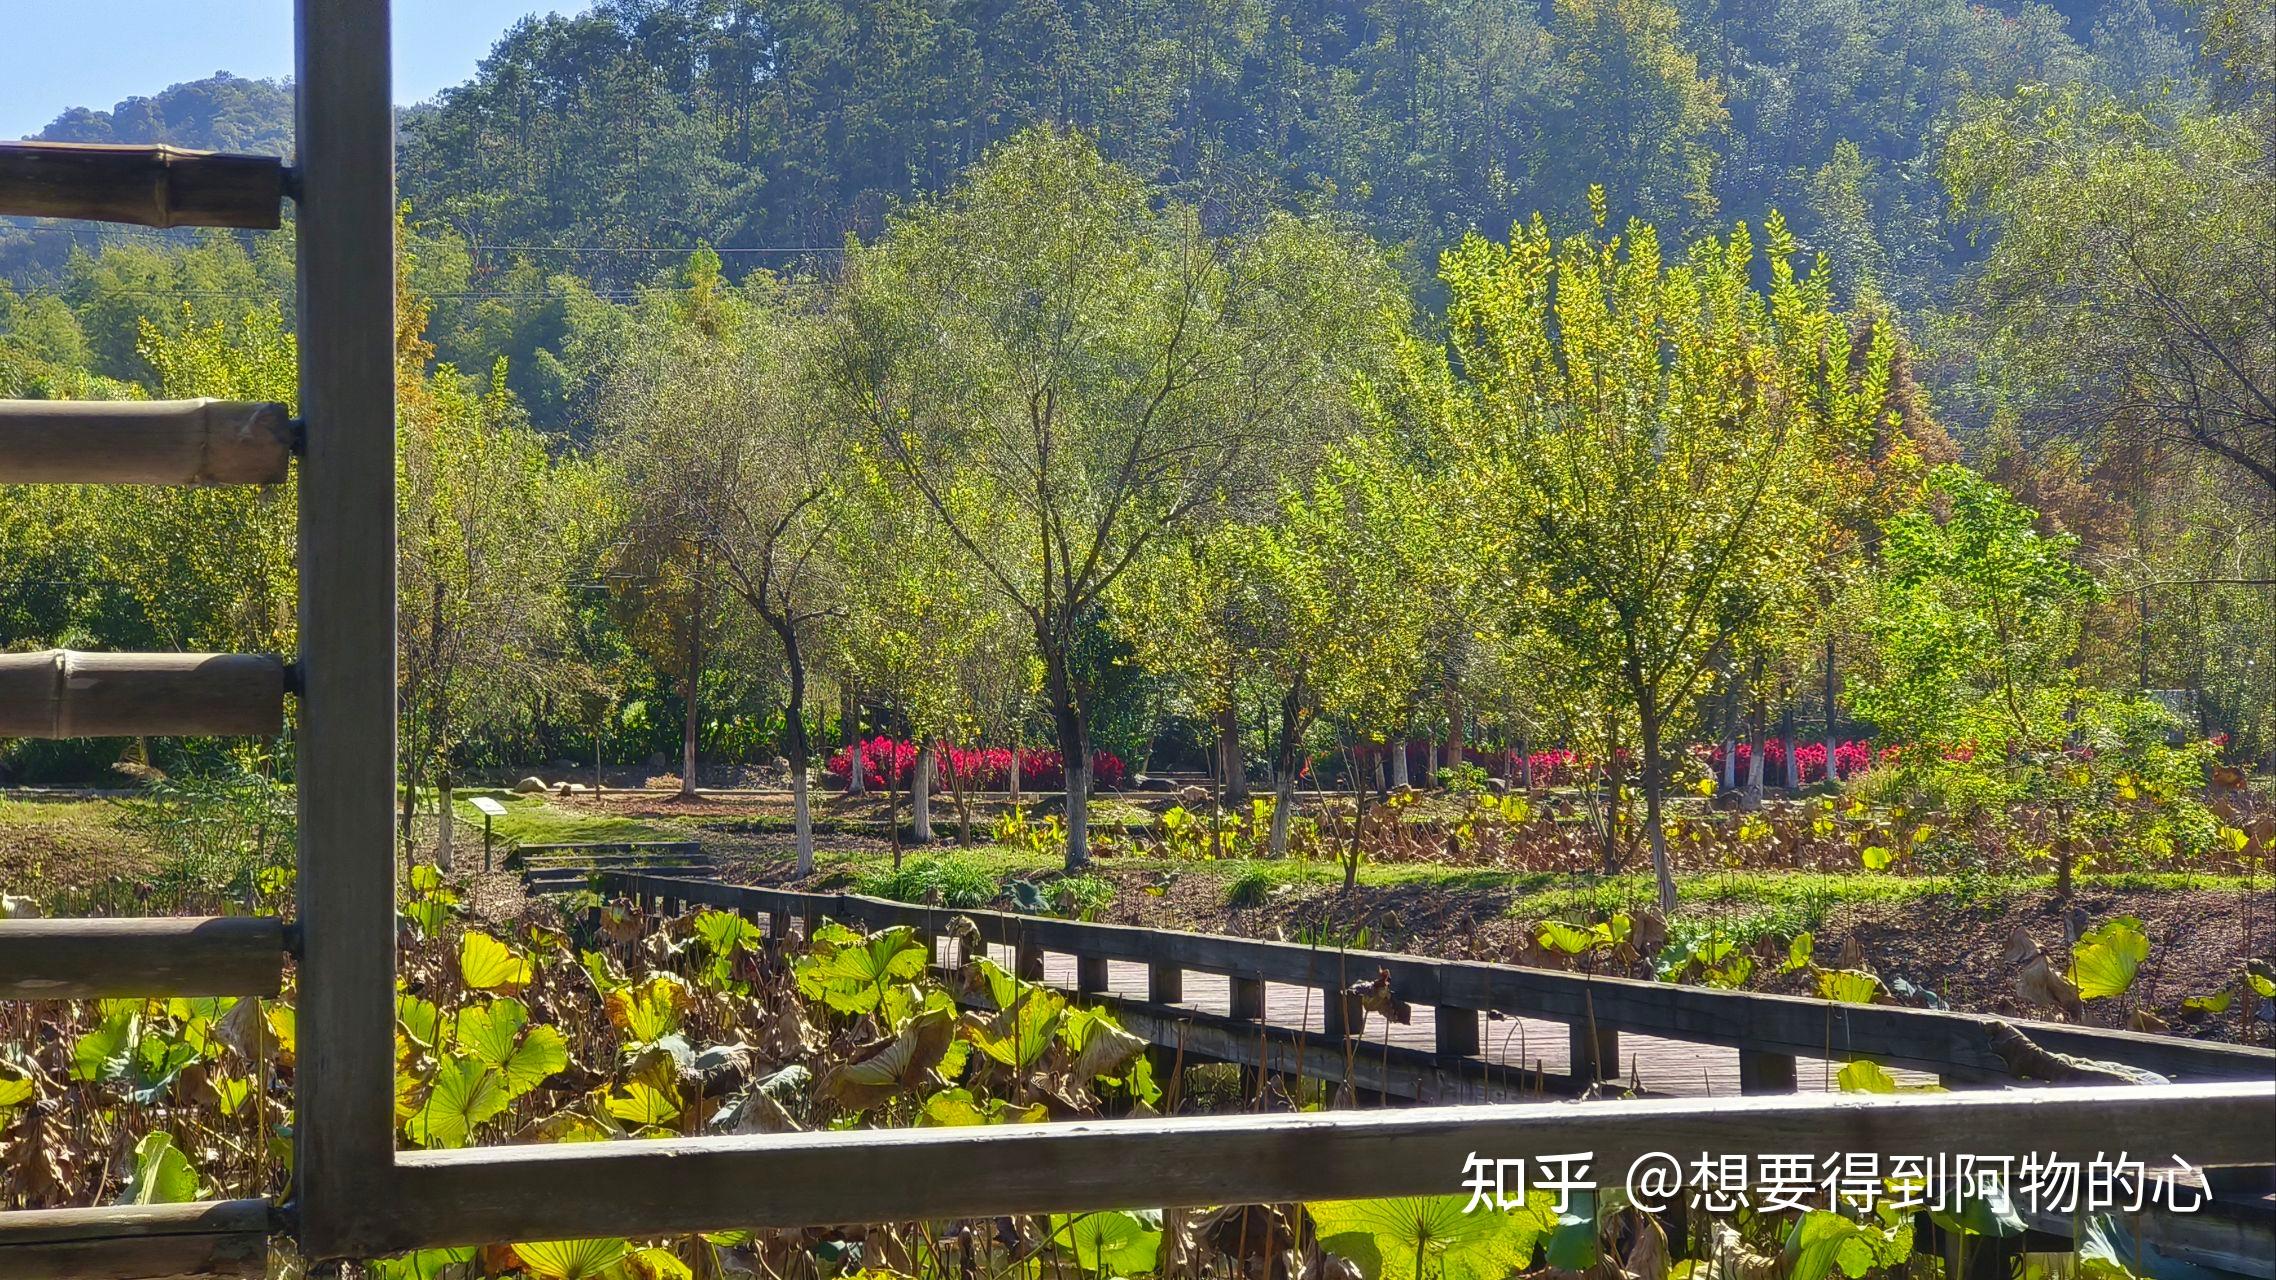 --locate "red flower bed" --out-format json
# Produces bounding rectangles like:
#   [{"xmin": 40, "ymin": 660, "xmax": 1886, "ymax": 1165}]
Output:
[
  {"xmin": 824, "ymin": 736, "xmax": 1126, "ymax": 791},
  {"xmin": 1702, "ymin": 737, "xmax": 1876, "ymax": 784}
]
